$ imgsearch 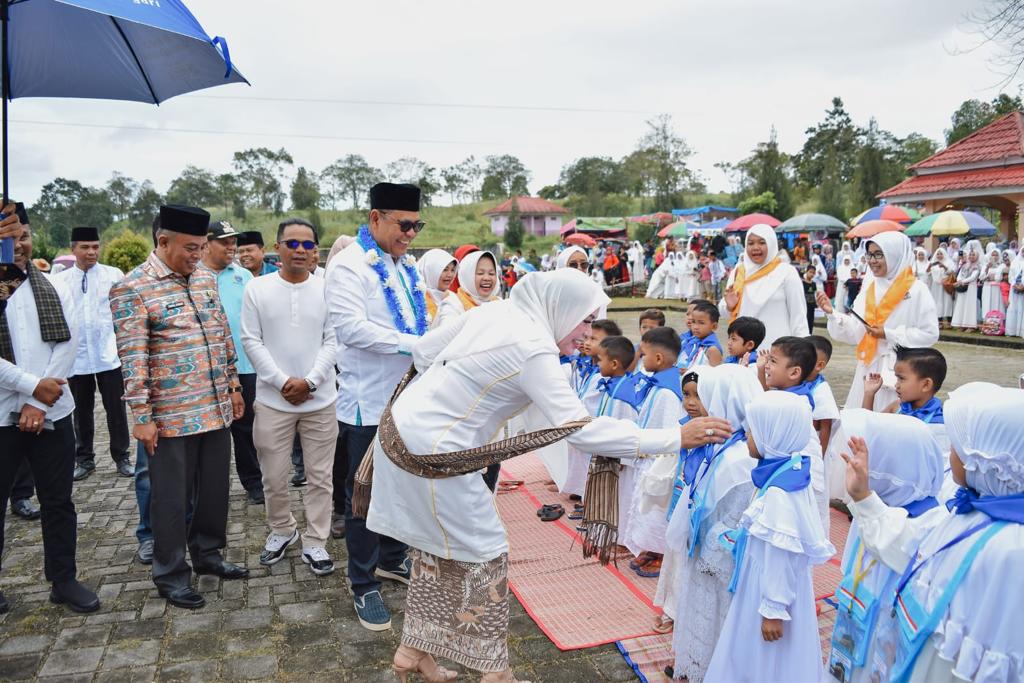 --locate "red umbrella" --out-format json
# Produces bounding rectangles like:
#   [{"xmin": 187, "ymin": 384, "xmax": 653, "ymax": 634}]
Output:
[
  {"xmin": 845, "ymin": 219, "xmax": 904, "ymax": 239},
  {"xmin": 725, "ymin": 213, "xmax": 781, "ymax": 232},
  {"xmin": 564, "ymin": 233, "xmax": 596, "ymax": 248}
]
